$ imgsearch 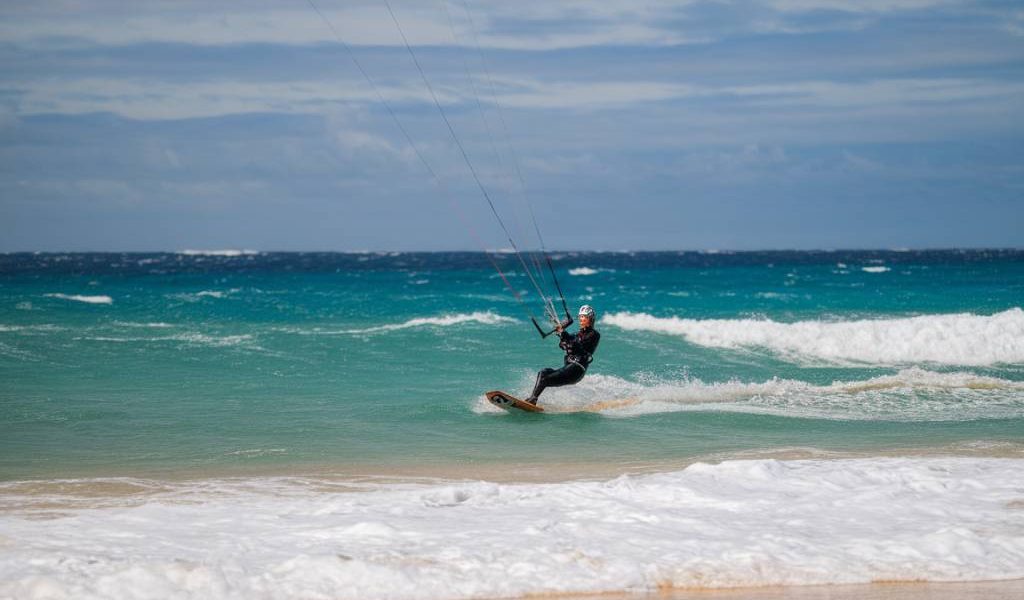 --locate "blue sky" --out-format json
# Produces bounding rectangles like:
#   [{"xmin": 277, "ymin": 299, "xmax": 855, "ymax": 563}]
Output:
[{"xmin": 1, "ymin": 0, "xmax": 1022, "ymax": 251}]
